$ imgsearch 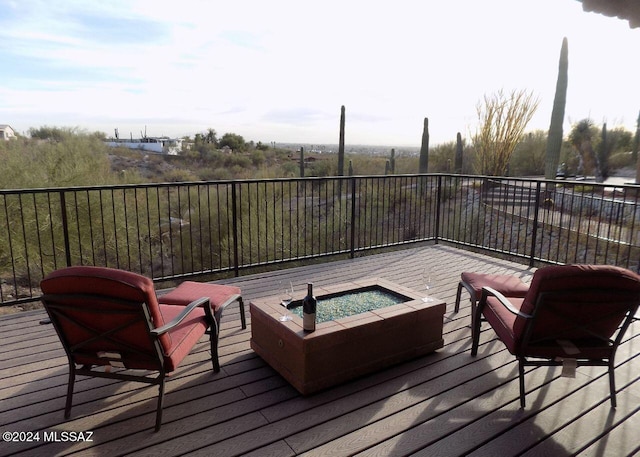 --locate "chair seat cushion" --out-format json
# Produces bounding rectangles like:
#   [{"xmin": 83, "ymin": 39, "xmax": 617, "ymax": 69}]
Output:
[
  {"xmin": 461, "ymin": 272, "xmax": 529, "ymax": 298},
  {"xmin": 160, "ymin": 304, "xmax": 208, "ymax": 372},
  {"xmin": 159, "ymin": 281, "xmax": 240, "ymax": 312},
  {"xmin": 483, "ymin": 296, "xmax": 618, "ymax": 359},
  {"xmin": 483, "ymin": 296, "xmax": 524, "ymax": 354}
]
